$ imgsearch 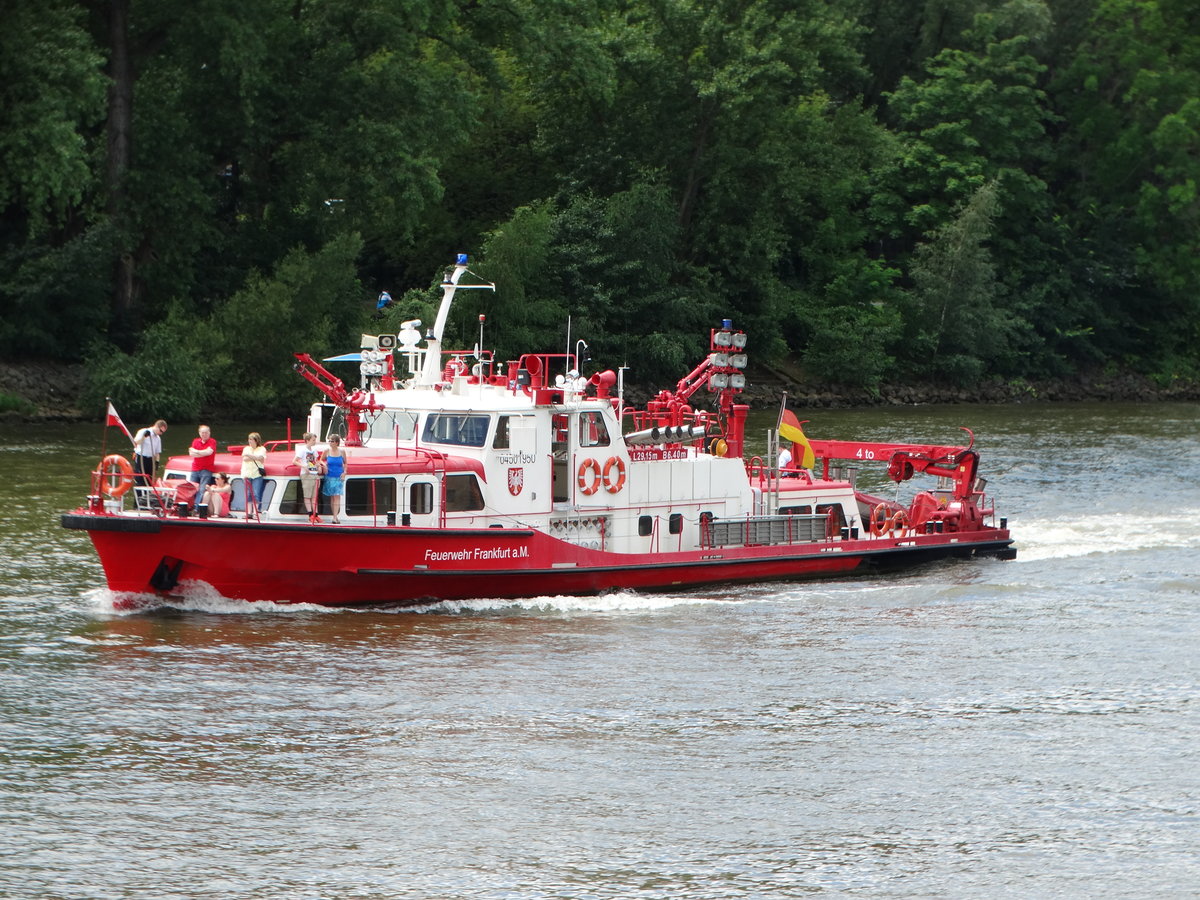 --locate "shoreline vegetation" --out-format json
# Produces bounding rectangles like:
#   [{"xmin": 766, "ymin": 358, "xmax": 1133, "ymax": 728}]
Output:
[
  {"xmin": 3, "ymin": 1, "xmax": 1198, "ymax": 428},
  {"xmin": 4, "ymin": 360, "xmax": 1196, "ymax": 425}
]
